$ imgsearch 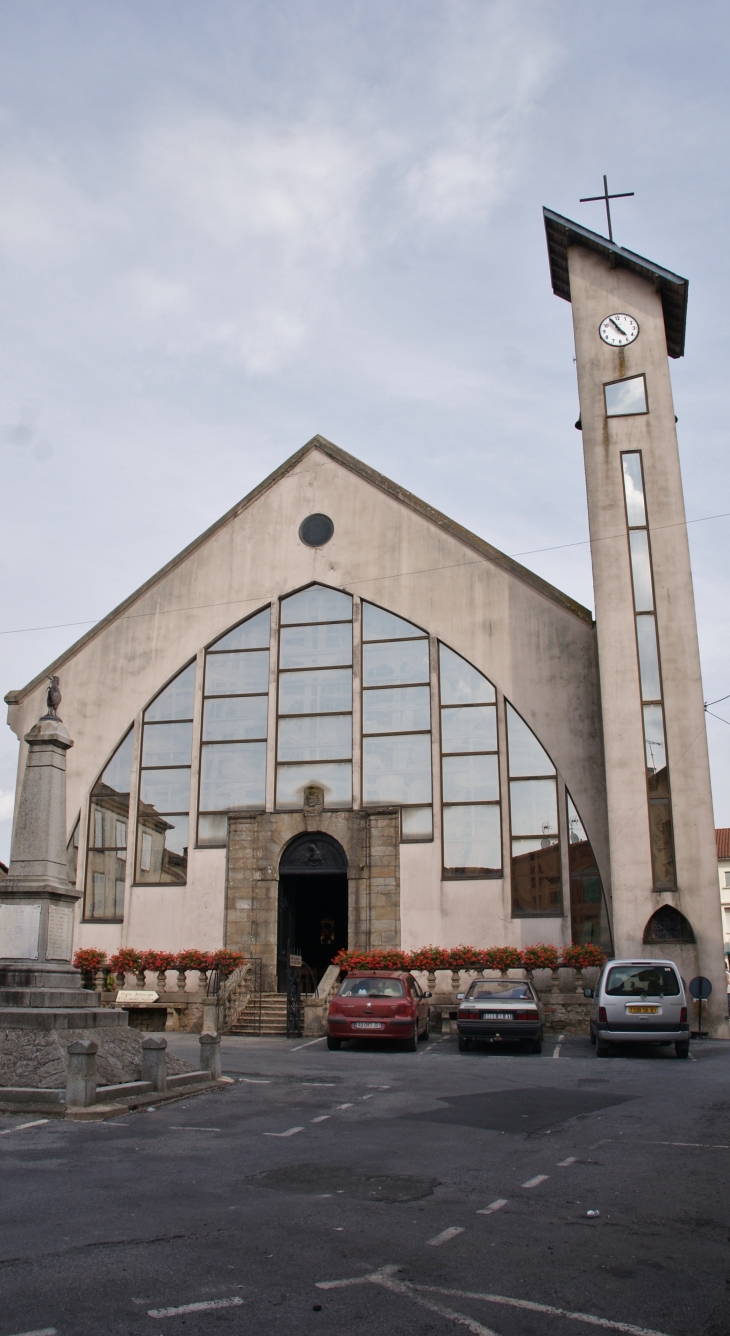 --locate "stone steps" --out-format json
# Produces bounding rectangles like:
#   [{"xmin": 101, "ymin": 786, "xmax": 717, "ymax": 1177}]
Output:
[{"xmin": 230, "ymin": 993, "xmax": 291, "ymax": 1036}]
